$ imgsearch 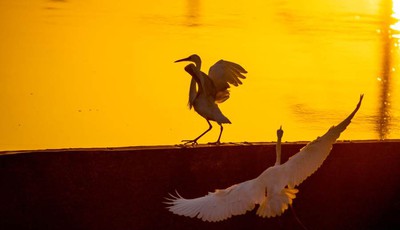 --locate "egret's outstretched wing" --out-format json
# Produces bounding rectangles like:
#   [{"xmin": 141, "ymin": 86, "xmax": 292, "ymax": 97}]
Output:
[
  {"xmin": 280, "ymin": 95, "xmax": 363, "ymax": 187},
  {"xmin": 256, "ymin": 95, "xmax": 363, "ymax": 218},
  {"xmin": 208, "ymin": 60, "xmax": 247, "ymax": 102},
  {"xmin": 165, "ymin": 178, "xmax": 264, "ymax": 222}
]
